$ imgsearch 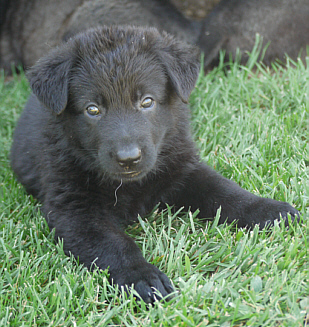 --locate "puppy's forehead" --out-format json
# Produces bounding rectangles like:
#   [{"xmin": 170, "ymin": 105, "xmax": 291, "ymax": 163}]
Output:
[{"xmin": 72, "ymin": 29, "xmax": 167, "ymax": 103}]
